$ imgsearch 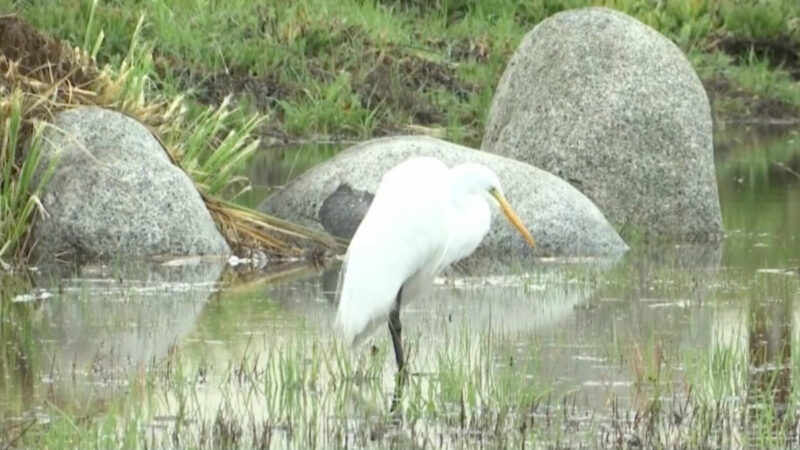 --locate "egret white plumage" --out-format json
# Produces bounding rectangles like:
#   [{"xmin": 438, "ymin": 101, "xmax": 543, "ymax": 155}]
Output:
[{"xmin": 334, "ymin": 156, "xmax": 536, "ymax": 371}]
